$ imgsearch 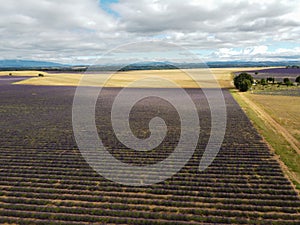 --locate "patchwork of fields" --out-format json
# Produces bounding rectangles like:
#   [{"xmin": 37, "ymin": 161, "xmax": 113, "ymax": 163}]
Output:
[
  {"xmin": 8, "ymin": 68, "xmax": 267, "ymax": 88},
  {"xmin": 244, "ymin": 68, "xmax": 300, "ymax": 82},
  {"xmin": 1, "ymin": 76, "xmax": 300, "ymax": 224}
]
